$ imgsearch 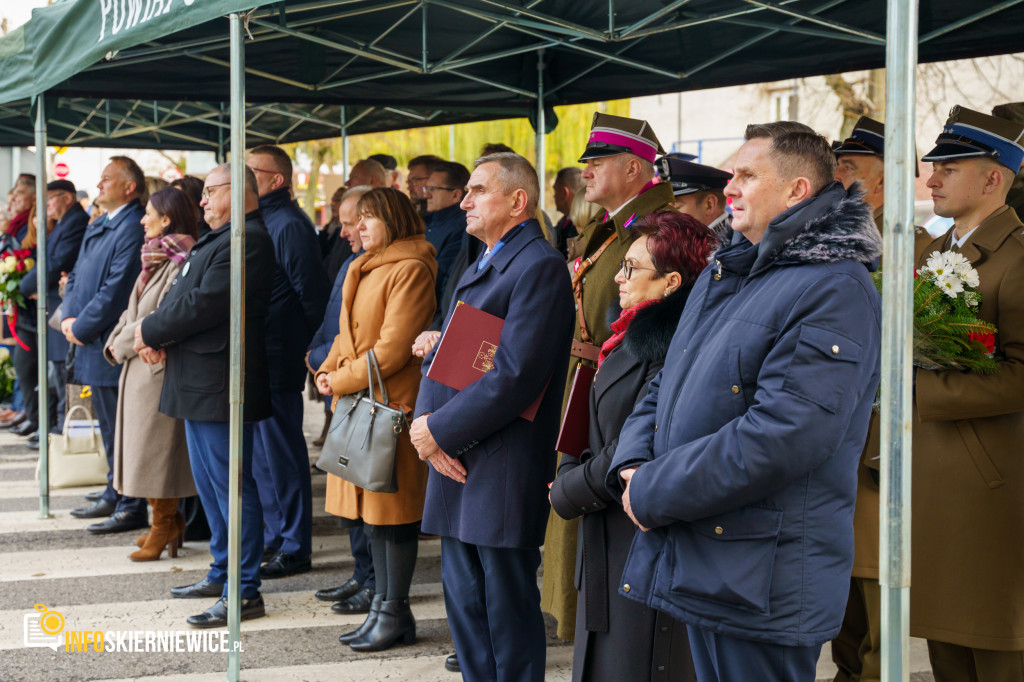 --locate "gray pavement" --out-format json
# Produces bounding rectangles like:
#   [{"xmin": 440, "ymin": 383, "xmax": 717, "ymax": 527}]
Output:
[{"xmin": 0, "ymin": 393, "xmax": 933, "ymax": 681}]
